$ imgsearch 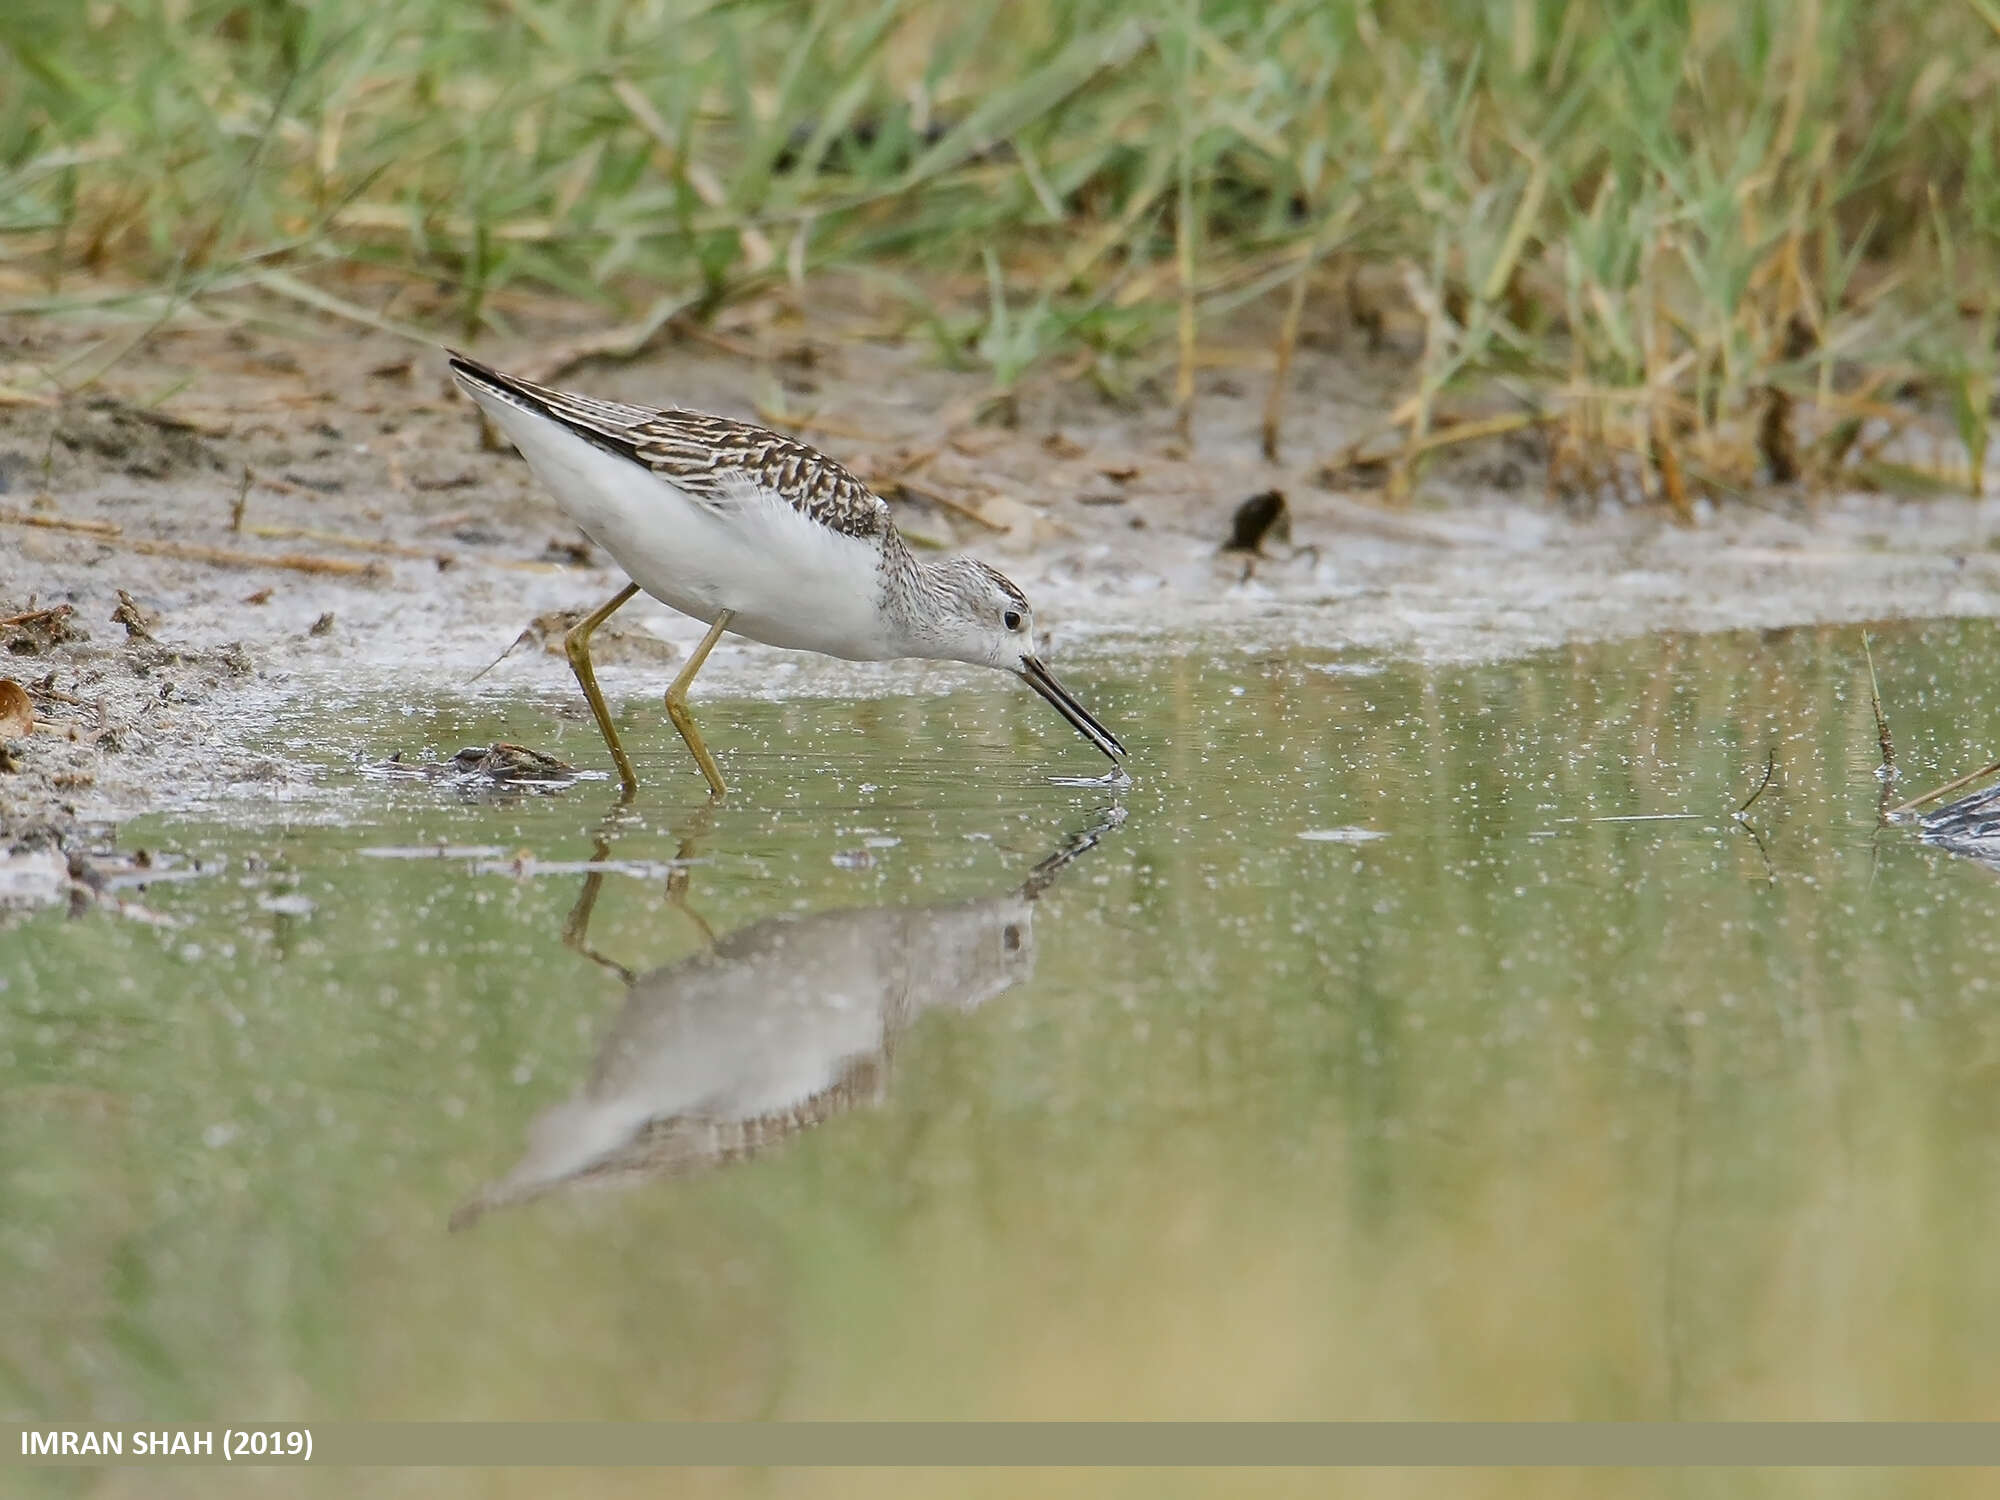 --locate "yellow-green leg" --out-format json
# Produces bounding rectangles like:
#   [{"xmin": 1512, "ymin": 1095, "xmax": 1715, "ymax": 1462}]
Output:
[
  {"xmin": 665, "ymin": 609, "xmax": 735, "ymax": 798},
  {"xmin": 563, "ymin": 582, "xmax": 641, "ymax": 798}
]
